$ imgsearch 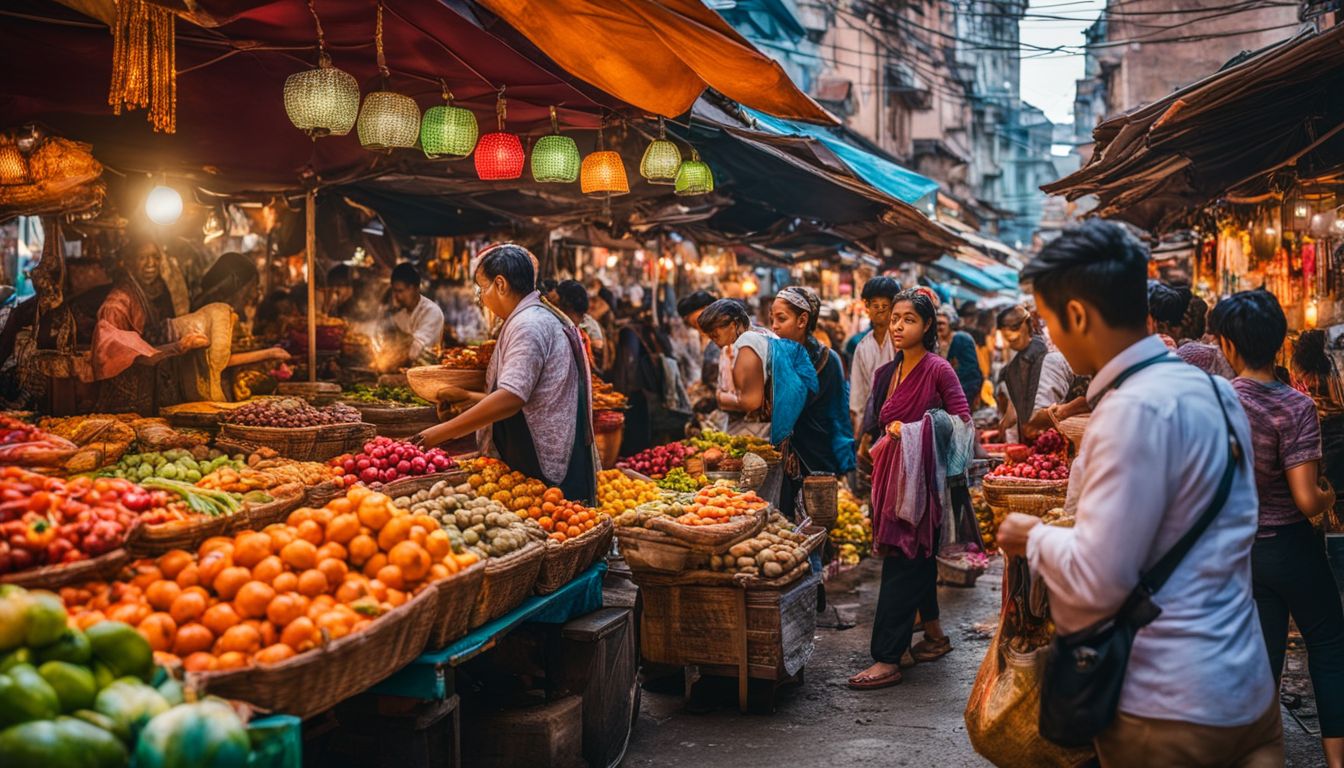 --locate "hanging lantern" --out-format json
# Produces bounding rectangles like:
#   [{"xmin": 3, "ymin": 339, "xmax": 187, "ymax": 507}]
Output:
[
  {"xmin": 531, "ymin": 106, "xmax": 579, "ymax": 183},
  {"xmin": 675, "ymin": 149, "xmax": 714, "ymax": 196},
  {"xmin": 421, "ymin": 82, "xmax": 477, "ymax": 159},
  {"xmin": 581, "ymin": 125, "xmax": 629, "ymax": 196},
  {"xmin": 283, "ymin": 1, "xmax": 358, "ymax": 138},
  {"xmin": 640, "ymin": 117, "xmax": 681, "ymax": 185},
  {"xmin": 356, "ymin": 3, "xmax": 419, "ymax": 152},
  {"xmin": 475, "ymin": 89, "xmax": 524, "ymax": 180},
  {"xmin": 0, "ymin": 144, "xmax": 29, "ymax": 185}
]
